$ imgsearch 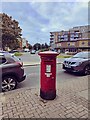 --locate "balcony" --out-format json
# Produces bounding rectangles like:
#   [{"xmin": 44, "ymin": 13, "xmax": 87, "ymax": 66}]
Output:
[
  {"xmin": 64, "ymin": 38, "xmax": 68, "ymax": 41},
  {"xmin": 61, "ymin": 35, "xmax": 64, "ymax": 39},
  {"xmin": 58, "ymin": 38, "xmax": 61, "ymax": 42},
  {"xmin": 74, "ymin": 34, "xmax": 79, "ymax": 38},
  {"xmin": 70, "ymin": 38, "xmax": 77, "ymax": 41},
  {"xmin": 50, "ymin": 41, "xmax": 54, "ymax": 43},
  {"xmin": 50, "ymin": 38, "xmax": 54, "ymax": 40},
  {"xmin": 50, "ymin": 34, "xmax": 54, "ymax": 37}
]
